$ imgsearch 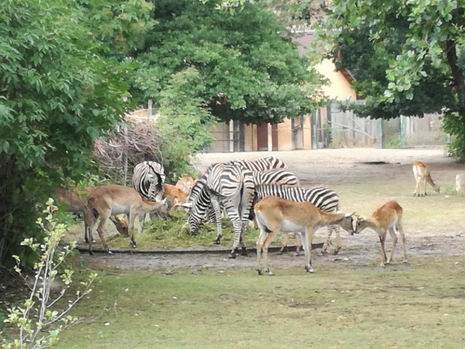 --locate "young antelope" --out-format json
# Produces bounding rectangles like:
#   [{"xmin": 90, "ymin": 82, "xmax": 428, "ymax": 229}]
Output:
[
  {"xmin": 254, "ymin": 196, "xmax": 355, "ymax": 275},
  {"xmin": 412, "ymin": 161, "xmax": 440, "ymax": 197},
  {"xmin": 354, "ymin": 200, "xmax": 407, "ymax": 266}
]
